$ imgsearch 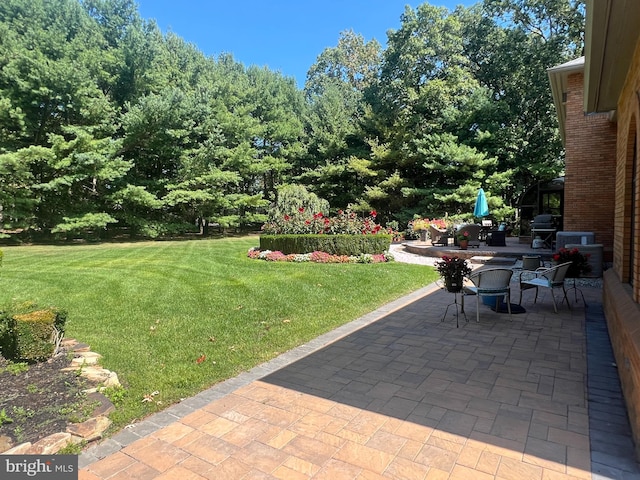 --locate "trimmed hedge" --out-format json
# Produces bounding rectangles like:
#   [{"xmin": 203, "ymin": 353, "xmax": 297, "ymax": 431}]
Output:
[
  {"xmin": 259, "ymin": 234, "xmax": 392, "ymax": 255},
  {"xmin": 0, "ymin": 302, "xmax": 67, "ymax": 362}
]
